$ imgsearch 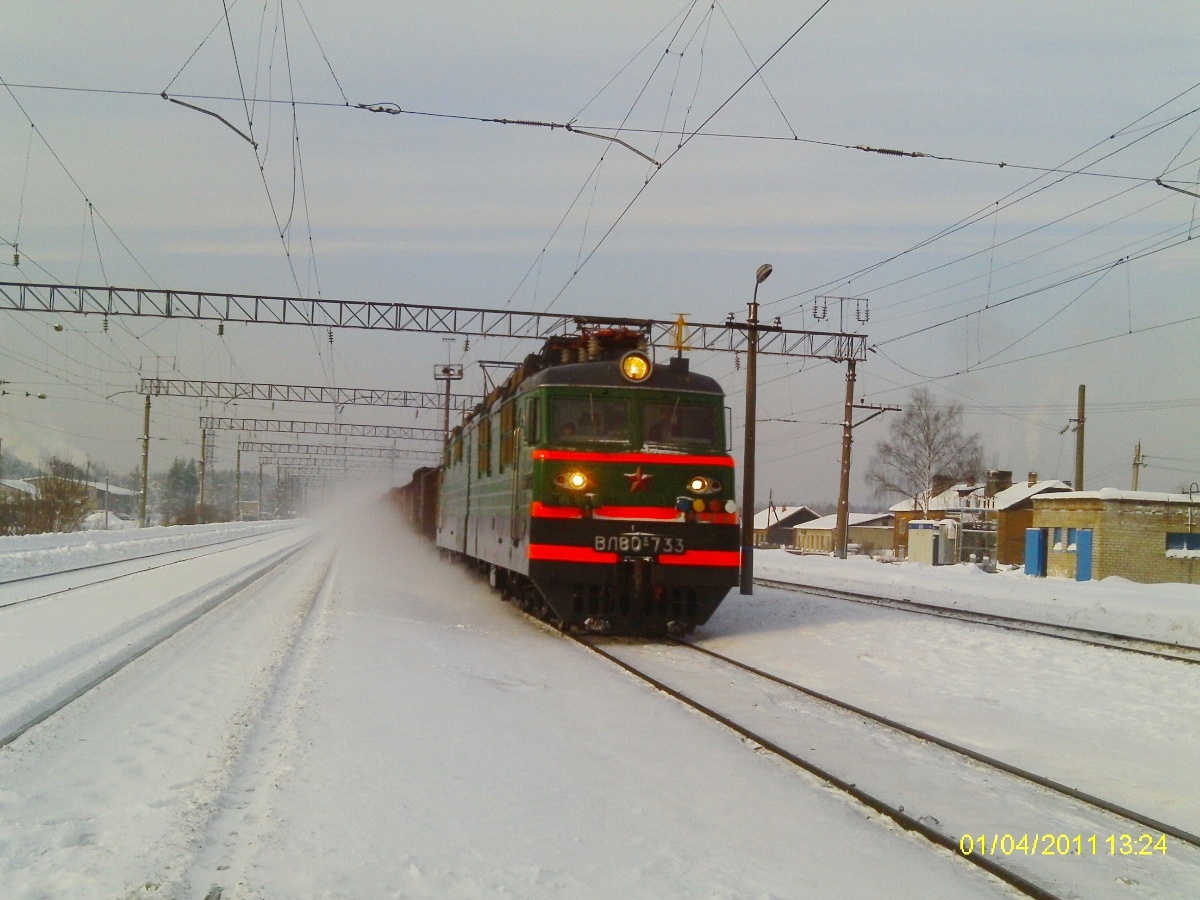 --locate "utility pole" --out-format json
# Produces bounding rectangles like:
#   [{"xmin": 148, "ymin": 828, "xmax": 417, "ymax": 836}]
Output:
[
  {"xmin": 198, "ymin": 426, "xmax": 207, "ymax": 521},
  {"xmin": 834, "ymin": 378, "xmax": 900, "ymax": 559},
  {"xmin": 740, "ymin": 263, "xmax": 773, "ymax": 595},
  {"xmin": 834, "ymin": 360, "xmax": 856, "ymax": 560},
  {"xmin": 235, "ymin": 444, "xmax": 242, "ymax": 520},
  {"xmin": 1075, "ymin": 385, "xmax": 1086, "ymax": 490},
  {"xmin": 139, "ymin": 393, "xmax": 151, "ymax": 527},
  {"xmin": 435, "ymin": 338, "xmax": 464, "ymax": 454},
  {"xmin": 434, "ymin": 363, "xmax": 465, "ymax": 452},
  {"xmin": 1131, "ymin": 440, "xmax": 1147, "ymax": 490}
]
